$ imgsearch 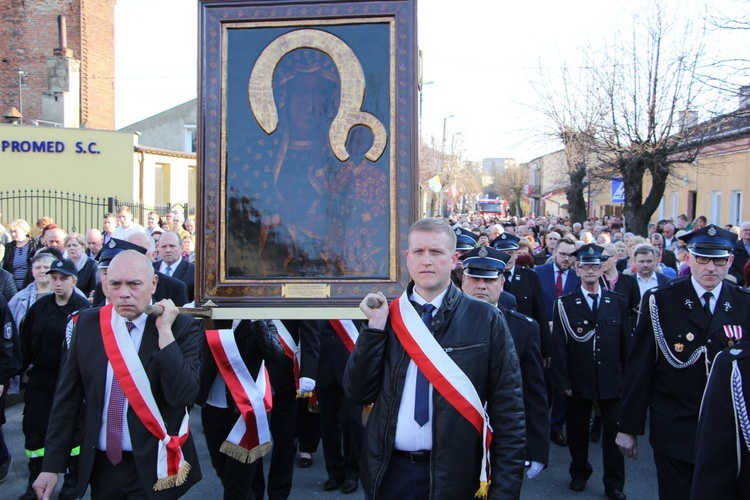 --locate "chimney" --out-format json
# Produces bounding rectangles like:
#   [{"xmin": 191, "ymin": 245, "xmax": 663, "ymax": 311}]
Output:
[
  {"xmin": 740, "ymin": 86, "xmax": 750, "ymax": 111},
  {"xmin": 42, "ymin": 15, "xmax": 80, "ymax": 127},
  {"xmin": 678, "ymin": 110, "xmax": 699, "ymax": 132}
]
